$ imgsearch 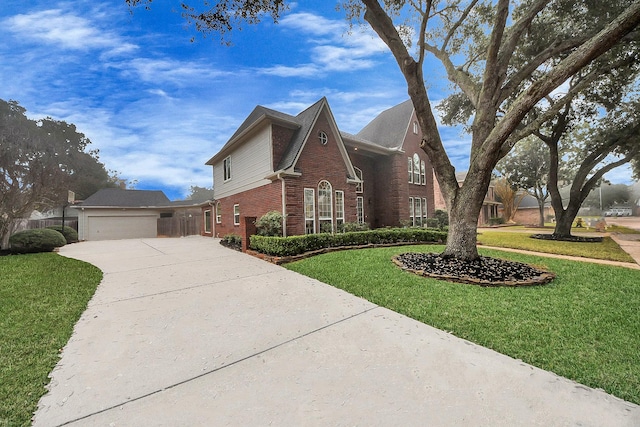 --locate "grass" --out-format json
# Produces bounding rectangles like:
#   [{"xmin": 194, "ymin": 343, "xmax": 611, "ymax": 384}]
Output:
[
  {"xmin": 477, "ymin": 230, "xmax": 635, "ymax": 262},
  {"xmin": 0, "ymin": 253, "xmax": 102, "ymax": 427},
  {"xmin": 285, "ymin": 244, "xmax": 640, "ymax": 405}
]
